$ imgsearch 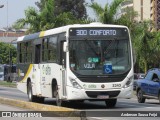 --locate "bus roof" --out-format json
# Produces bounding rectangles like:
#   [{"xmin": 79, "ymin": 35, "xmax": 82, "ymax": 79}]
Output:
[{"xmin": 17, "ymin": 22, "xmax": 128, "ymax": 42}]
